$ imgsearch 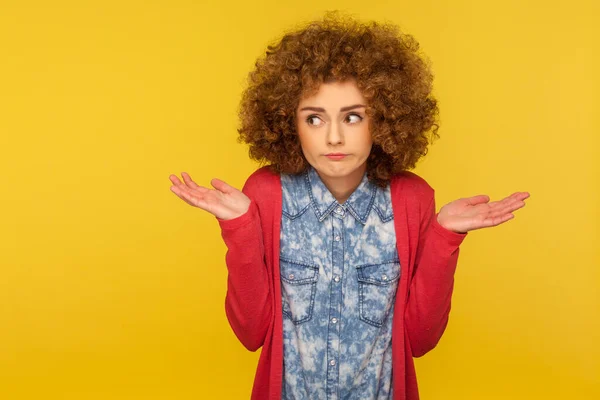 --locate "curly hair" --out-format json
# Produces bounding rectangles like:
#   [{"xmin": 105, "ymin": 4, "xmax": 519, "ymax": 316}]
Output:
[{"xmin": 237, "ymin": 11, "xmax": 440, "ymax": 188}]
